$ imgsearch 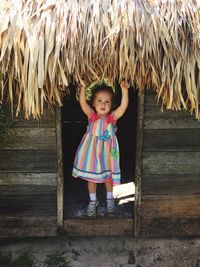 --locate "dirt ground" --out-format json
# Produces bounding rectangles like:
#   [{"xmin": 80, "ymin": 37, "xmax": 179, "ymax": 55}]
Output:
[{"xmin": 0, "ymin": 236, "xmax": 200, "ymax": 267}]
